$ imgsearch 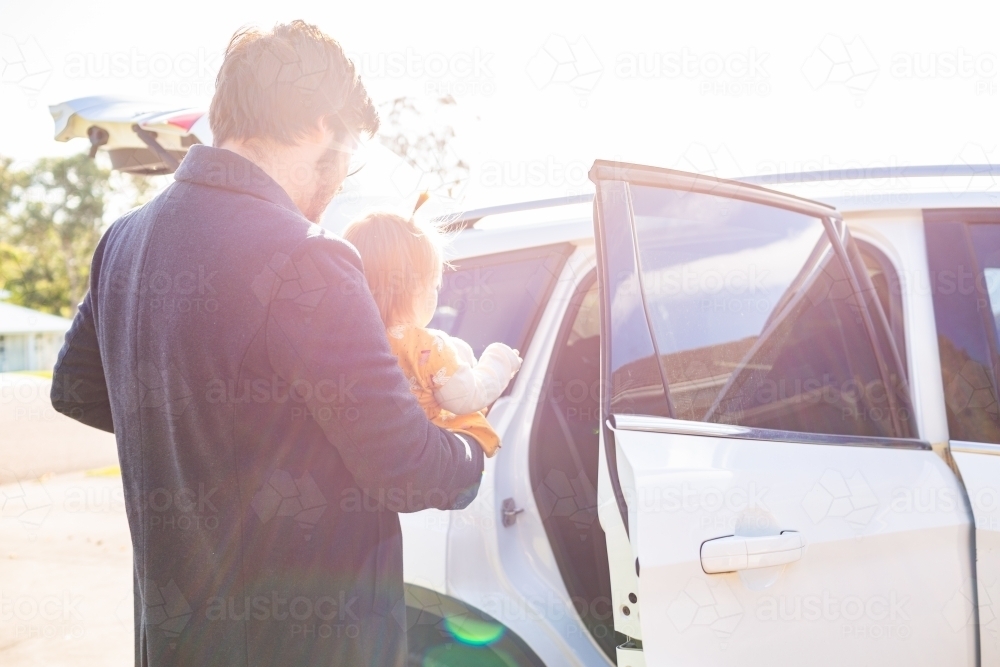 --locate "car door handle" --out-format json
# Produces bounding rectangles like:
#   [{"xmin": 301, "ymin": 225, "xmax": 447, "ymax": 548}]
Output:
[{"xmin": 700, "ymin": 531, "xmax": 804, "ymax": 574}]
